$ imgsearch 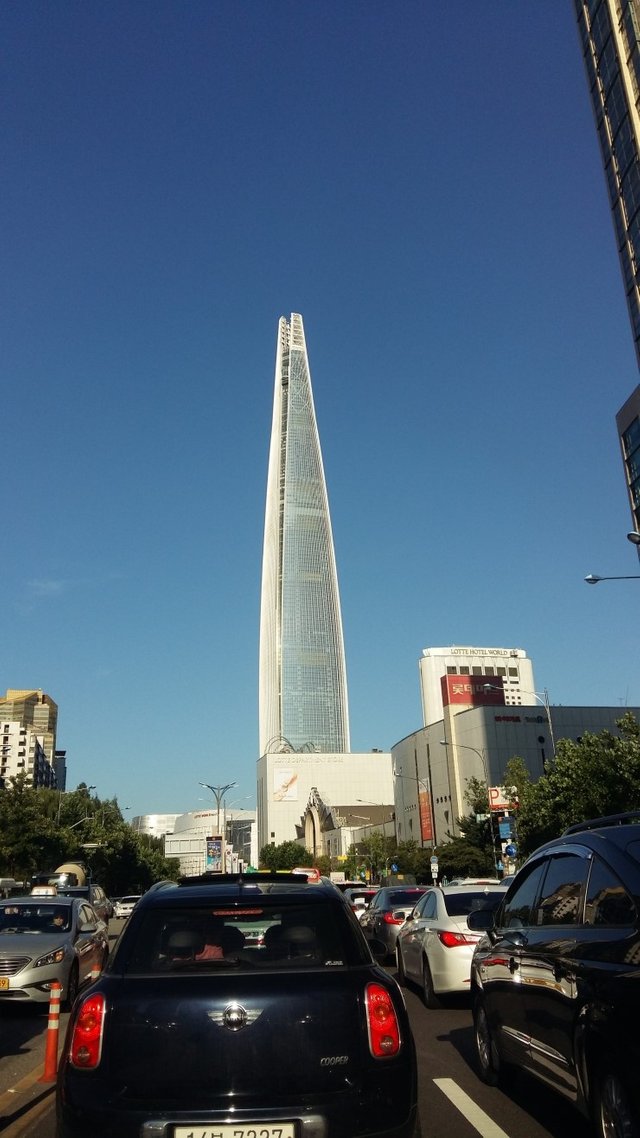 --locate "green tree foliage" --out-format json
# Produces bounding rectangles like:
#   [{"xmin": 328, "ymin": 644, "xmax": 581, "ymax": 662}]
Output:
[
  {"xmin": 259, "ymin": 840, "xmax": 307, "ymax": 870},
  {"xmin": 0, "ymin": 781, "xmax": 179, "ymax": 893},
  {"xmin": 505, "ymin": 713, "xmax": 640, "ymax": 856}
]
